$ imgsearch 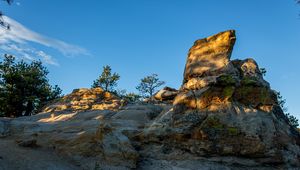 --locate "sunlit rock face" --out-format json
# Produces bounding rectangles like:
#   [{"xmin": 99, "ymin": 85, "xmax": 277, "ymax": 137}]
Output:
[
  {"xmin": 42, "ymin": 87, "xmax": 121, "ymax": 113},
  {"xmin": 175, "ymin": 30, "xmax": 276, "ymax": 113},
  {"xmin": 183, "ymin": 30, "xmax": 236, "ymax": 84},
  {"xmin": 153, "ymin": 86, "xmax": 178, "ymax": 101}
]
